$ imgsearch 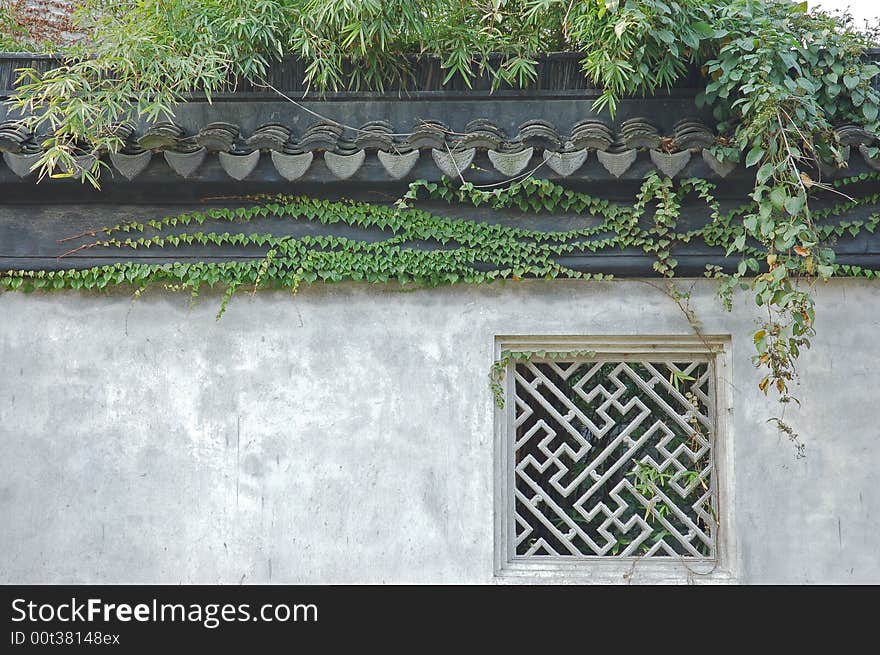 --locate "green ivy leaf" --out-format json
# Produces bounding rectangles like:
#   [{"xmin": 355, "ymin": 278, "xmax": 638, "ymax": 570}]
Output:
[
  {"xmin": 784, "ymin": 195, "xmax": 804, "ymax": 216},
  {"xmin": 745, "ymin": 146, "xmax": 764, "ymax": 168},
  {"xmin": 770, "ymin": 187, "xmax": 787, "ymax": 210}
]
